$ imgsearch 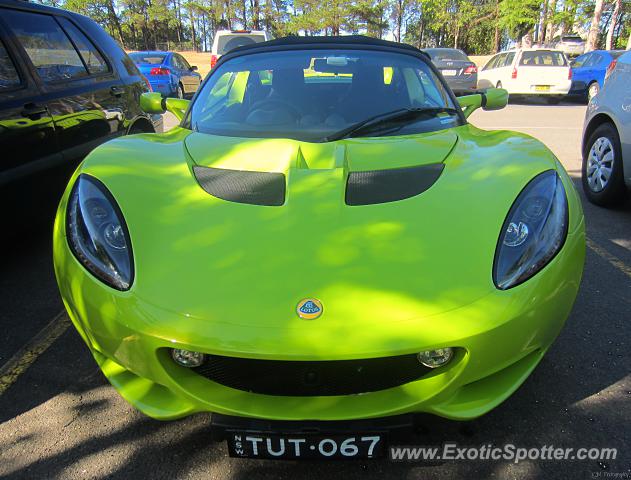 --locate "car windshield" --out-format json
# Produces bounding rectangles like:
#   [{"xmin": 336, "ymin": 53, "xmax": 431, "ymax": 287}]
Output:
[
  {"xmin": 425, "ymin": 49, "xmax": 469, "ymax": 61},
  {"xmin": 188, "ymin": 49, "xmax": 461, "ymax": 142},
  {"xmin": 561, "ymin": 36, "xmax": 583, "ymax": 43},
  {"xmin": 519, "ymin": 51, "xmax": 567, "ymax": 66},
  {"xmin": 129, "ymin": 53, "xmax": 166, "ymax": 64},
  {"xmin": 217, "ymin": 34, "xmax": 267, "ymax": 55}
]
